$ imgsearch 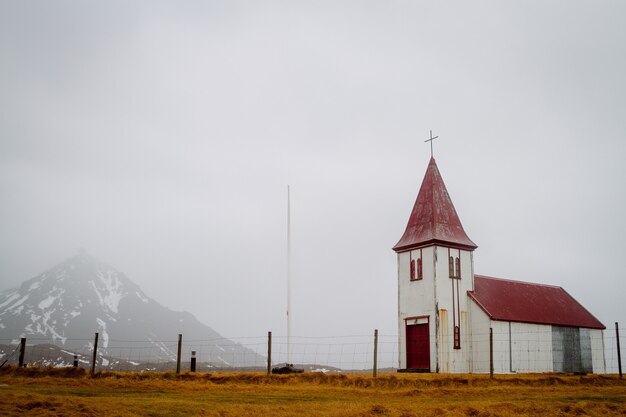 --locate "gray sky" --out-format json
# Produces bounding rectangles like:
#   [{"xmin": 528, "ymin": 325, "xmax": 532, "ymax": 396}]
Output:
[{"xmin": 1, "ymin": 1, "xmax": 625, "ymax": 349}]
